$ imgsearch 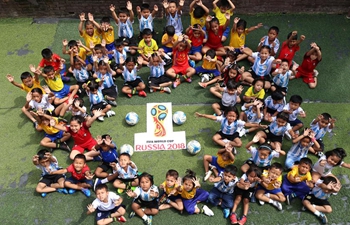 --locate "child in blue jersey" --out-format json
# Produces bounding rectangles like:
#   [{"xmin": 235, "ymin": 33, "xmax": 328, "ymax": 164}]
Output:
[
  {"xmin": 121, "ymin": 56, "xmax": 147, "ymax": 98},
  {"xmin": 270, "ymin": 59, "xmax": 294, "ymax": 95},
  {"xmin": 136, "ymin": 3, "xmax": 158, "ymax": 36},
  {"xmin": 207, "ymin": 165, "xmax": 239, "ymax": 218},
  {"xmin": 241, "ymin": 133, "xmax": 285, "ymax": 173},
  {"xmin": 302, "ymin": 176, "xmax": 341, "ymax": 224},
  {"xmin": 210, "ymin": 80, "xmax": 243, "ymax": 116},
  {"xmin": 127, "ymin": 172, "xmax": 159, "ymax": 225},
  {"xmin": 256, "ymin": 26, "xmax": 280, "ymax": 57},
  {"xmin": 148, "ymin": 52, "xmax": 172, "ymax": 93},
  {"xmin": 163, "ymin": 0, "xmax": 184, "ymax": 36},
  {"xmin": 282, "ymin": 157, "xmax": 314, "ymax": 205},
  {"xmin": 263, "ymin": 90, "xmax": 285, "ymax": 122},
  {"xmin": 112, "ymin": 153, "xmax": 139, "ymax": 193},
  {"xmin": 255, "ymin": 111, "xmax": 295, "ymax": 150},
  {"xmin": 239, "ymin": 99, "xmax": 264, "ymax": 137},
  {"xmin": 230, "ymin": 165, "xmax": 262, "ymax": 225},
  {"xmin": 32, "ymin": 149, "xmax": 67, "ymax": 197},
  {"xmin": 109, "ymin": 39, "xmax": 139, "ymax": 75},
  {"xmin": 309, "ymin": 113, "xmax": 336, "ymax": 154},
  {"xmin": 69, "ymin": 49, "xmax": 90, "ymax": 96},
  {"xmin": 283, "ymin": 94, "xmax": 306, "ymax": 138},
  {"xmin": 241, "ymin": 45, "xmax": 281, "ymax": 89},
  {"xmin": 176, "ymin": 169, "xmax": 214, "ymax": 216},
  {"xmin": 285, "ymin": 128, "xmax": 320, "ymax": 169}
]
